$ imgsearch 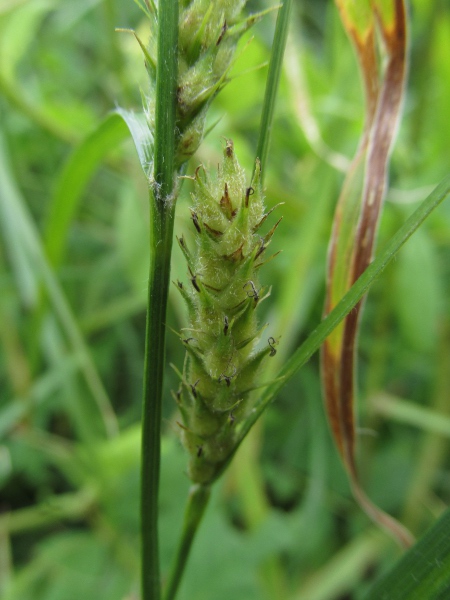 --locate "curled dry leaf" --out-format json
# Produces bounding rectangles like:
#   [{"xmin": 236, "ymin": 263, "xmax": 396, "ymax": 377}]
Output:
[{"xmin": 322, "ymin": 0, "xmax": 413, "ymax": 548}]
